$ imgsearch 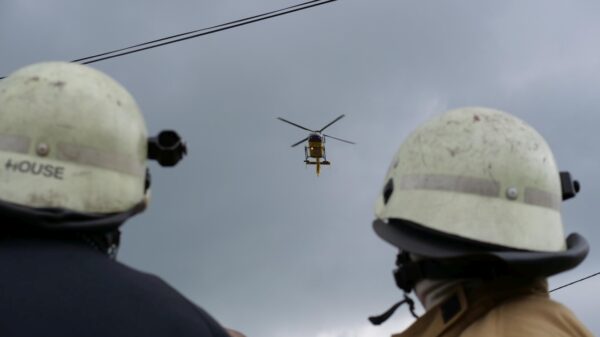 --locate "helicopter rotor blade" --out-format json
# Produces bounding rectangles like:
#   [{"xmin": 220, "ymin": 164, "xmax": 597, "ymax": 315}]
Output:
[
  {"xmin": 277, "ymin": 117, "xmax": 314, "ymax": 132},
  {"xmin": 324, "ymin": 134, "xmax": 355, "ymax": 145},
  {"xmin": 291, "ymin": 137, "xmax": 309, "ymax": 147},
  {"xmin": 319, "ymin": 114, "xmax": 345, "ymax": 132}
]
